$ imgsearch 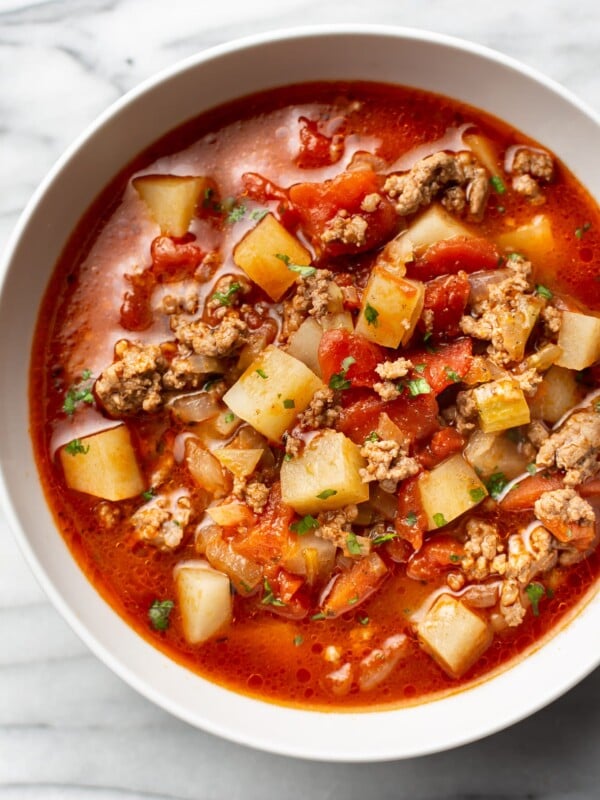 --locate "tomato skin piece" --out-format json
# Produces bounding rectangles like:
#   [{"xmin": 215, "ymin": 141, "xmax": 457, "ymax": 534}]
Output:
[
  {"xmin": 406, "ymin": 236, "xmax": 500, "ymax": 281},
  {"xmin": 289, "ymin": 170, "xmax": 398, "ymax": 258},
  {"xmin": 416, "ymin": 427, "xmax": 466, "ymax": 470},
  {"xmin": 406, "ymin": 535, "xmax": 465, "ymax": 581},
  {"xmin": 418, "ymin": 272, "xmax": 470, "ymax": 340},
  {"xmin": 499, "ymin": 473, "xmax": 564, "ymax": 511},
  {"xmin": 408, "ymin": 337, "xmax": 473, "ymax": 395},
  {"xmin": 395, "ymin": 476, "xmax": 428, "ymax": 552},
  {"xmin": 337, "ymin": 391, "xmax": 439, "ymax": 446},
  {"xmin": 318, "ymin": 330, "xmax": 385, "ymax": 389}
]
